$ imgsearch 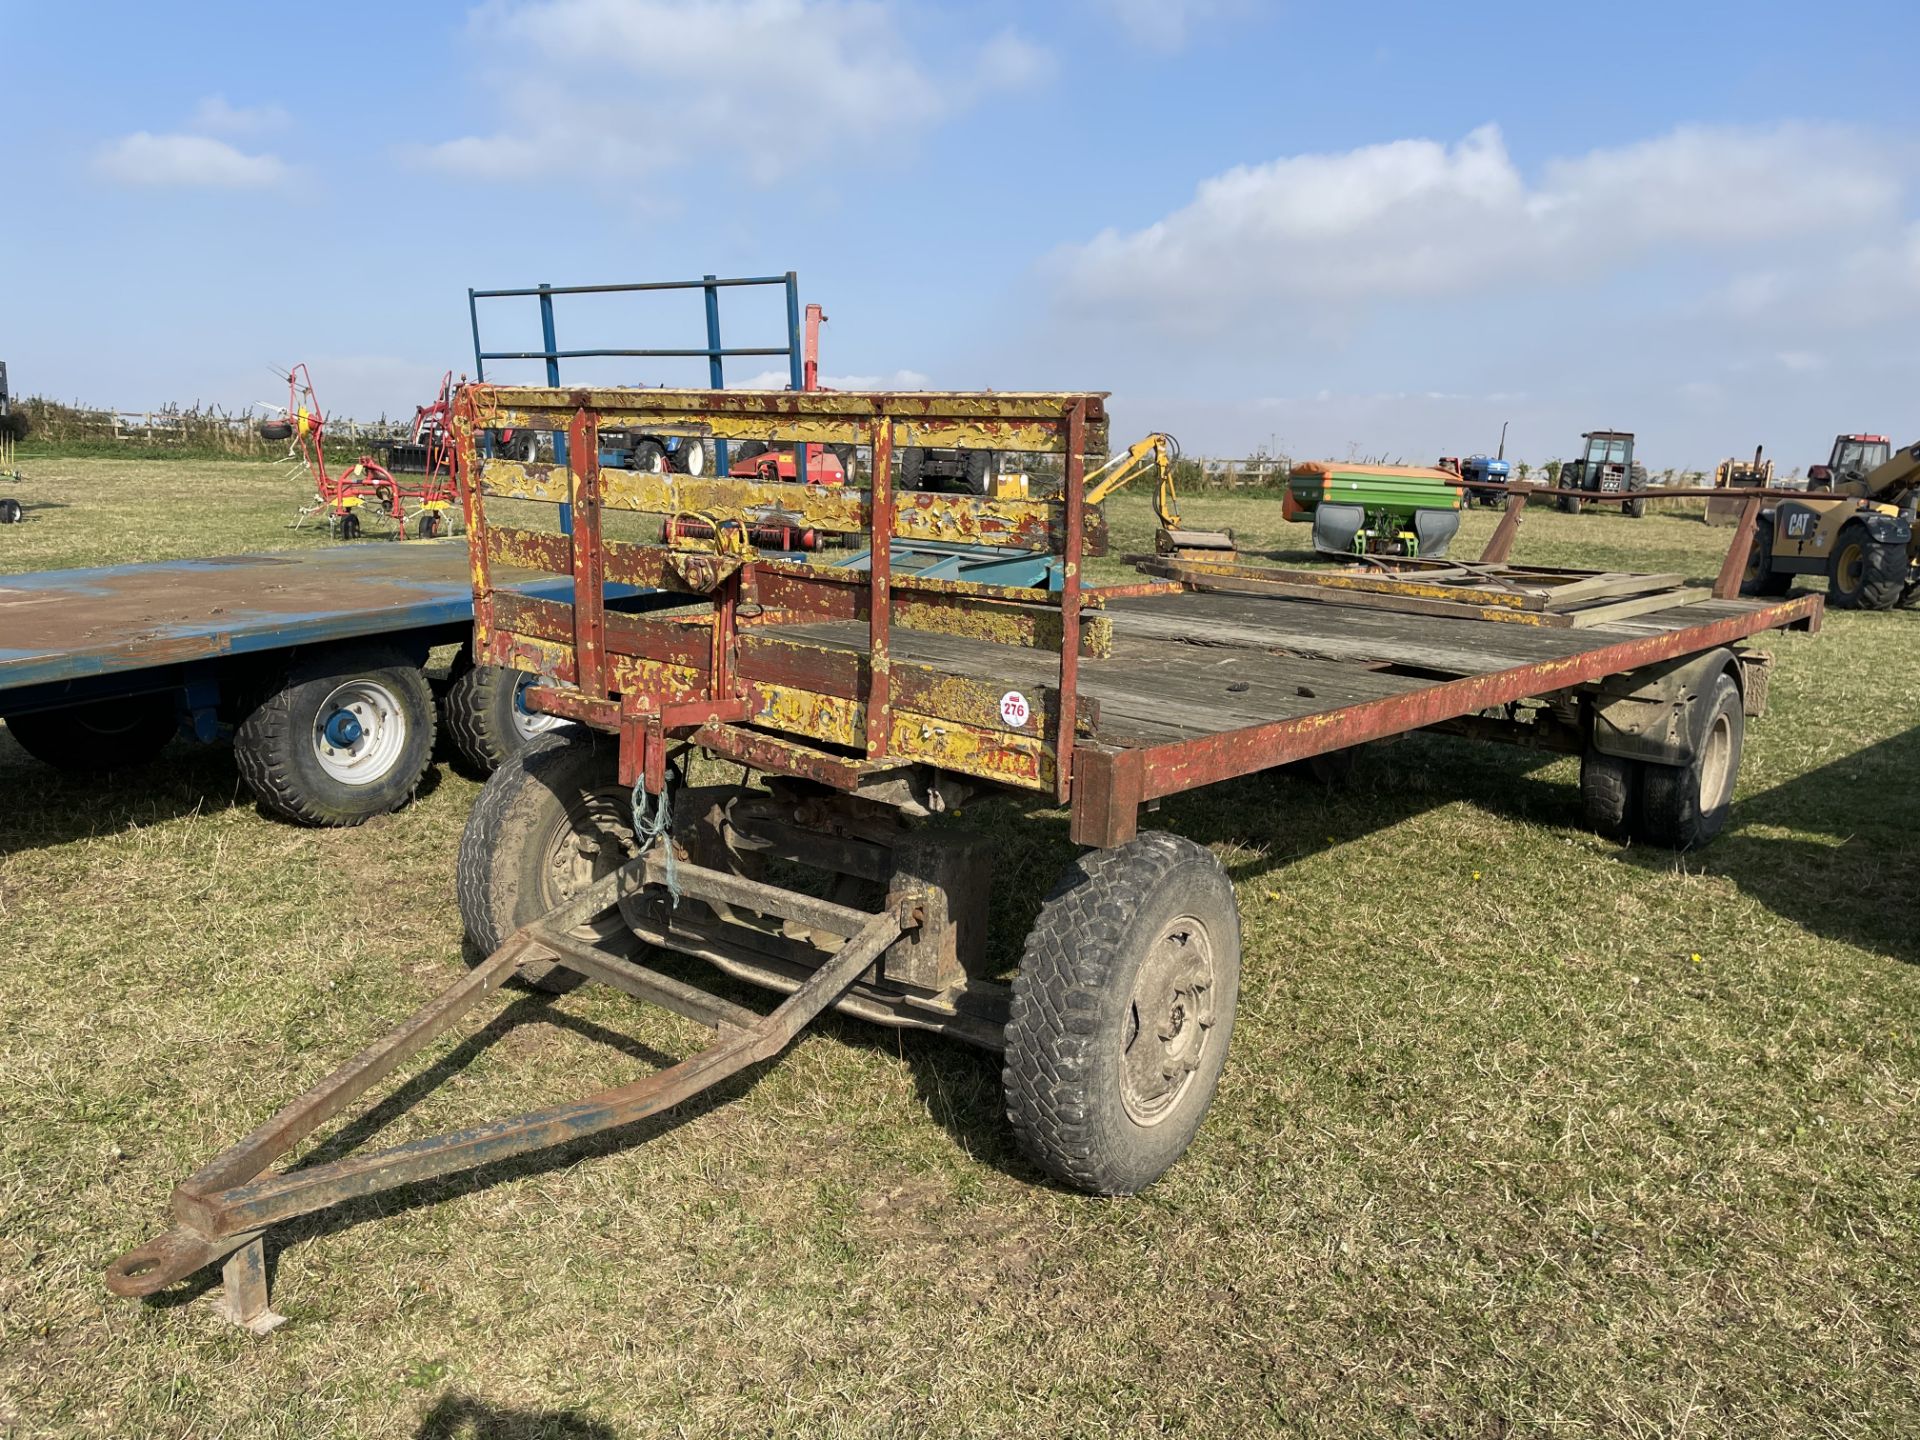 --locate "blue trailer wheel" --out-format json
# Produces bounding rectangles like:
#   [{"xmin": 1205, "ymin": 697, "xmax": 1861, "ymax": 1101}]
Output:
[
  {"xmin": 442, "ymin": 660, "xmax": 573, "ymax": 774},
  {"xmin": 235, "ymin": 645, "xmax": 435, "ymax": 826}
]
